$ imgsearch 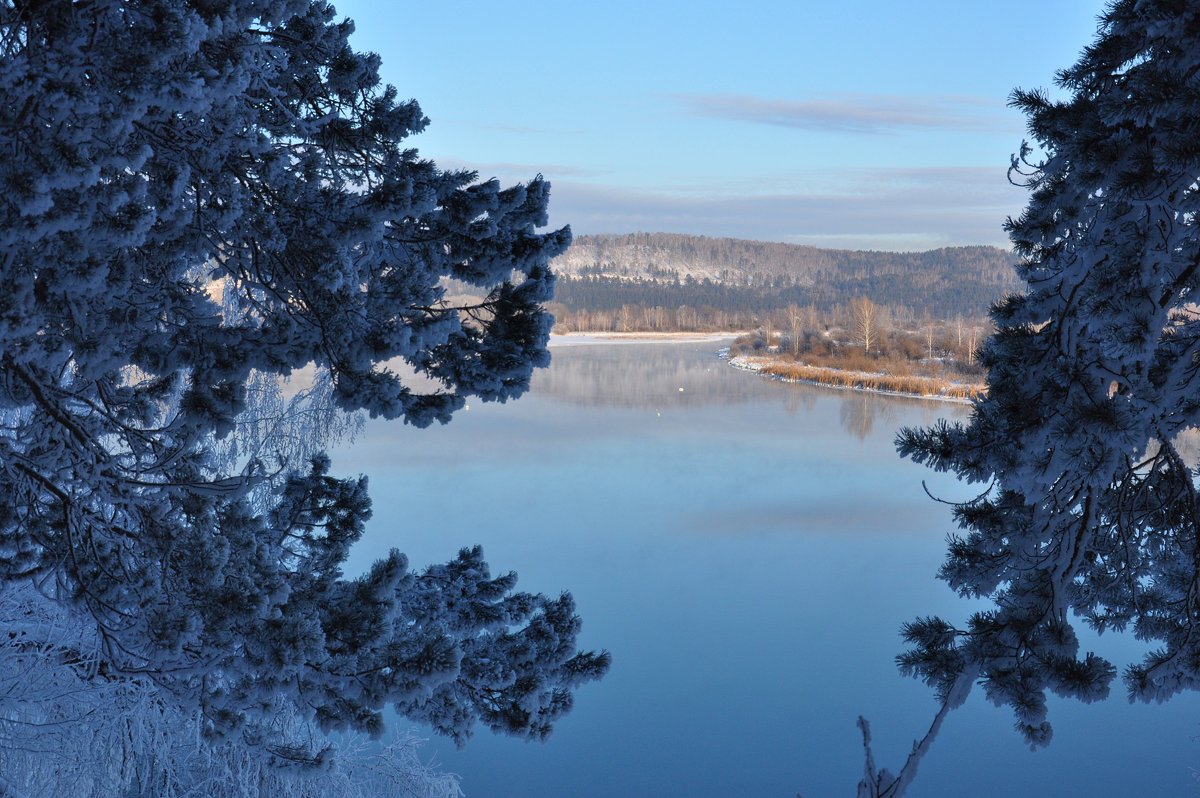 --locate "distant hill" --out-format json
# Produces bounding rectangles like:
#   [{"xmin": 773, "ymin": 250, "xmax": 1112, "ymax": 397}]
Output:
[{"xmin": 550, "ymin": 232, "xmax": 1020, "ymax": 321}]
